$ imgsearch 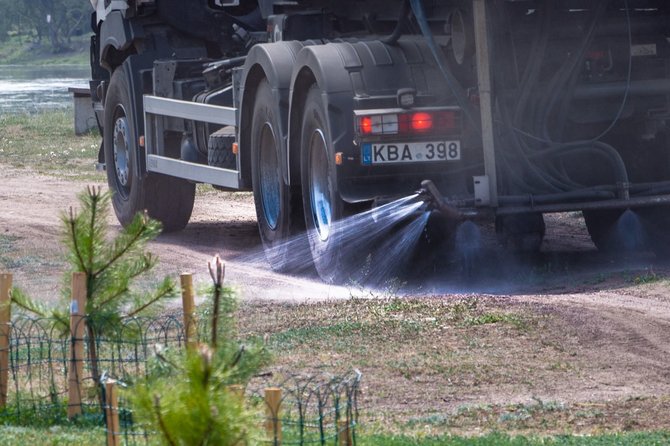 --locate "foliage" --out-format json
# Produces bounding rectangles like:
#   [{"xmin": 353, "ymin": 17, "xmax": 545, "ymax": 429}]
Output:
[
  {"xmin": 0, "ymin": 0, "xmax": 90, "ymax": 53},
  {"xmin": 129, "ymin": 256, "xmax": 270, "ymax": 446},
  {"xmin": 11, "ymin": 187, "xmax": 175, "ymax": 332},
  {"xmin": 10, "ymin": 187, "xmax": 175, "ymax": 398}
]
